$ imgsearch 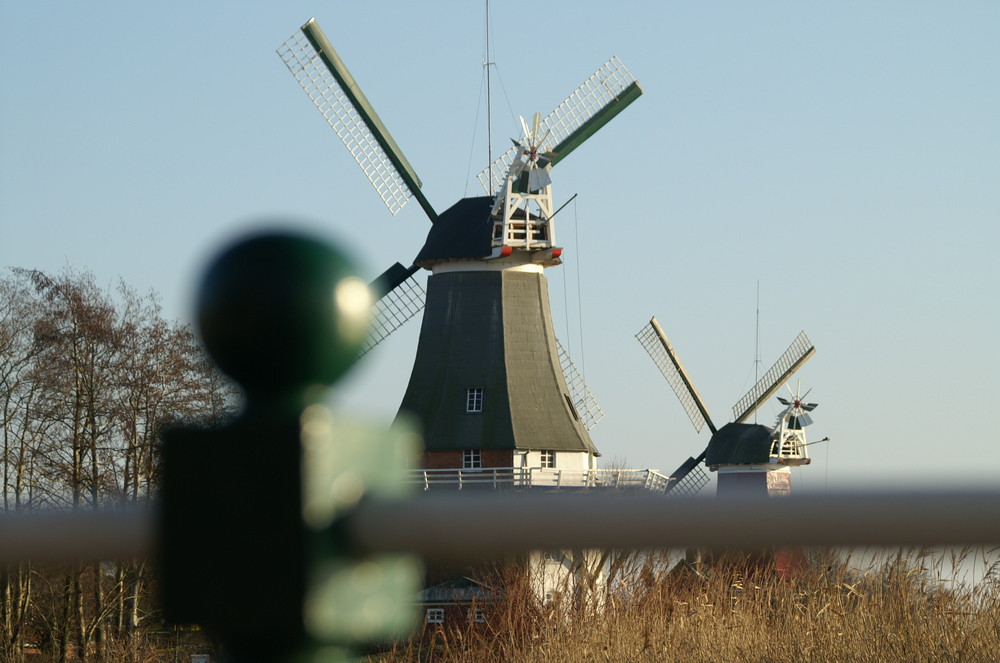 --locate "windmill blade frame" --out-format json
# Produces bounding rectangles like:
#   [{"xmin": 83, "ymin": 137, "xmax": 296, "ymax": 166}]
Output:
[
  {"xmin": 277, "ymin": 19, "xmax": 437, "ymax": 220},
  {"xmin": 477, "ymin": 56, "xmax": 643, "ymax": 195},
  {"xmin": 359, "ymin": 263, "xmax": 426, "ymax": 358},
  {"xmin": 636, "ymin": 317, "xmax": 716, "ymax": 435},
  {"xmin": 732, "ymin": 331, "xmax": 815, "ymax": 423},
  {"xmin": 556, "ymin": 339, "xmax": 605, "ymax": 431},
  {"xmin": 664, "ymin": 452, "xmax": 710, "ymax": 496}
]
